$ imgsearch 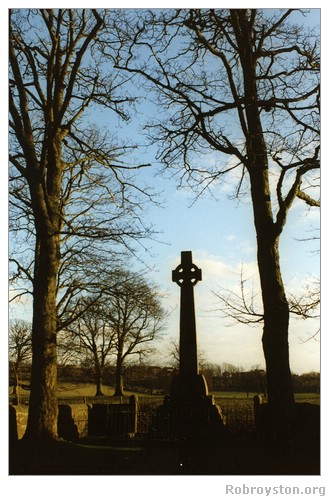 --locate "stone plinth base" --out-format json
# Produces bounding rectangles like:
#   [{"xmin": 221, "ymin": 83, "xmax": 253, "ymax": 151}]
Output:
[{"xmin": 150, "ymin": 392, "xmax": 226, "ymax": 440}]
